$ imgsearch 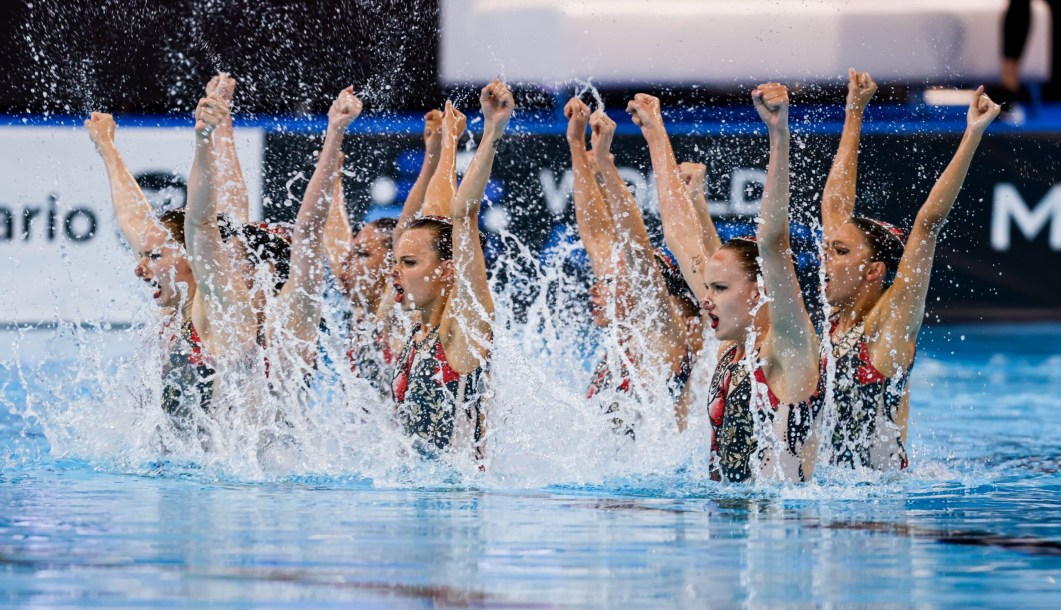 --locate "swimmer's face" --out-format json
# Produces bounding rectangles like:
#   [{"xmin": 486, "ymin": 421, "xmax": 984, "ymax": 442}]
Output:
[
  {"xmin": 344, "ymin": 223, "xmax": 392, "ymax": 300},
  {"xmin": 700, "ymin": 248, "xmax": 760, "ymax": 342},
  {"xmin": 392, "ymin": 228, "xmax": 452, "ymax": 312},
  {"xmin": 136, "ymin": 224, "xmax": 193, "ymax": 309},
  {"xmin": 824, "ymin": 222, "xmax": 882, "ymax": 307}
]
